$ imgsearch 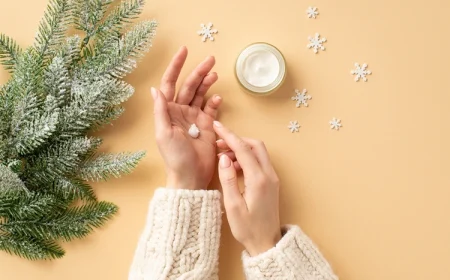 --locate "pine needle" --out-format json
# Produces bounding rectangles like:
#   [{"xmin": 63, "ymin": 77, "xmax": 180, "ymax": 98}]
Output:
[
  {"xmin": 0, "ymin": 34, "xmax": 22, "ymax": 73},
  {"xmin": 0, "ymin": 0, "xmax": 155, "ymax": 260}
]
